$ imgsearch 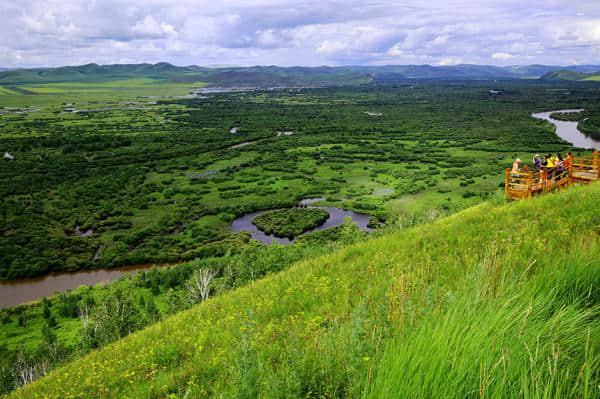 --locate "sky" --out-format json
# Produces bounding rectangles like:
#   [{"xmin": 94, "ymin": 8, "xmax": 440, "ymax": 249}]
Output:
[{"xmin": 1, "ymin": 0, "xmax": 599, "ymax": 68}]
